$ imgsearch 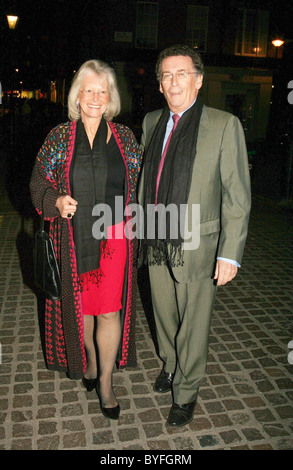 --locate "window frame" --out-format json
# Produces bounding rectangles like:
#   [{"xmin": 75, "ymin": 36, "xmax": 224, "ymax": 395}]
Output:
[
  {"xmin": 235, "ymin": 8, "xmax": 269, "ymax": 57},
  {"xmin": 135, "ymin": 1, "xmax": 159, "ymax": 50},
  {"xmin": 186, "ymin": 4, "xmax": 209, "ymax": 52}
]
